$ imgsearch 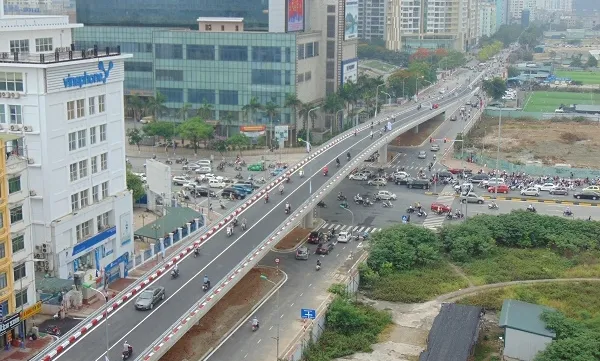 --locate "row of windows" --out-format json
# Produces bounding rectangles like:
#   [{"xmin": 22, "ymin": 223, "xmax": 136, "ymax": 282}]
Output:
[
  {"xmin": 67, "ymin": 95, "xmax": 106, "ymax": 120},
  {"xmin": 71, "ymin": 182, "xmax": 109, "ymax": 211},
  {"xmin": 9, "ymin": 37, "xmax": 53, "ymax": 53},
  {"xmin": 158, "ymin": 86, "xmax": 293, "ymax": 106},
  {"xmin": 125, "ymin": 62, "xmax": 153, "ymax": 72},
  {"xmin": 0, "ymin": 72, "xmax": 24, "ymax": 92},
  {"xmin": 68, "ymin": 124, "xmax": 107, "ymax": 152},
  {"xmin": 0, "ymin": 104, "xmax": 23, "ymax": 124},
  {"xmin": 155, "ymin": 44, "xmax": 293, "ymax": 63},
  {"xmin": 297, "ymin": 42, "xmax": 320, "ymax": 60},
  {"xmin": 0, "ymin": 271, "xmax": 28, "ymax": 307},
  {"xmin": 69, "ymin": 153, "xmax": 108, "ymax": 182},
  {"xmin": 297, "ymin": 71, "xmax": 312, "ymax": 83}
]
